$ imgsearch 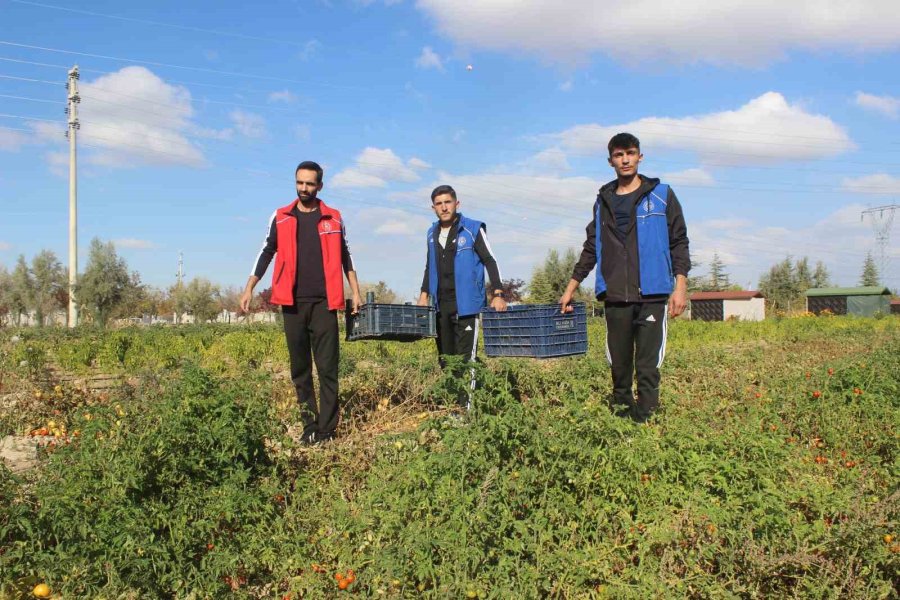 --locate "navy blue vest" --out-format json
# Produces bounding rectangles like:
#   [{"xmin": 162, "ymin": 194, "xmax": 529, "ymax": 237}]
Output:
[
  {"xmin": 427, "ymin": 214, "xmax": 486, "ymax": 316},
  {"xmin": 595, "ymin": 183, "xmax": 674, "ymax": 297}
]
